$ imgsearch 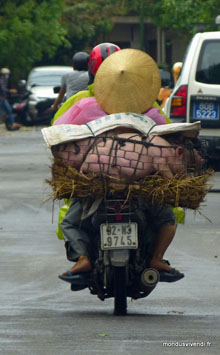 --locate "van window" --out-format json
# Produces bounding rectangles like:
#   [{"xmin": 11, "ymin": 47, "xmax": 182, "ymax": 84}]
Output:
[{"xmin": 196, "ymin": 39, "xmax": 220, "ymax": 84}]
